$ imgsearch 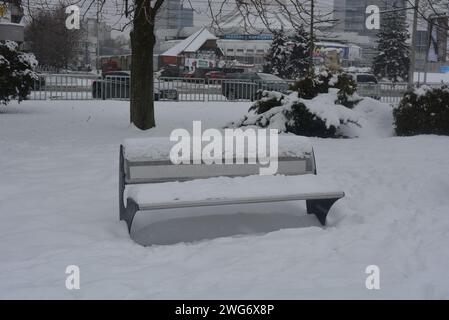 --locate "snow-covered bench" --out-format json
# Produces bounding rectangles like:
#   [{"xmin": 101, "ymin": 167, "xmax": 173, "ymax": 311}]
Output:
[{"xmin": 119, "ymin": 137, "xmax": 344, "ymax": 233}]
